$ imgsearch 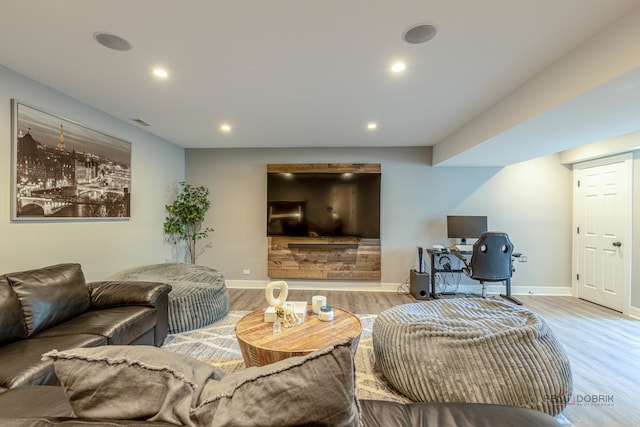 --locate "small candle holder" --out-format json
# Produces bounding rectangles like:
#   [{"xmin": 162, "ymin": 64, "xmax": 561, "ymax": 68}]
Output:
[{"xmin": 318, "ymin": 305, "xmax": 334, "ymax": 321}]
